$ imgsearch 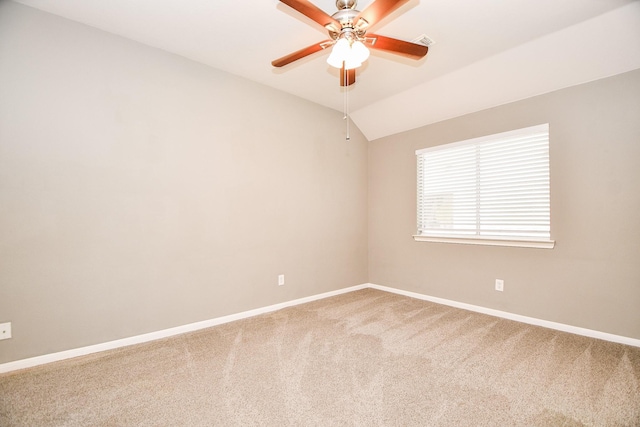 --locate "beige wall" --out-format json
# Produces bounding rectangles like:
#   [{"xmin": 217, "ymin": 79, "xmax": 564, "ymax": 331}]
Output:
[
  {"xmin": 0, "ymin": 2, "xmax": 368, "ymax": 363},
  {"xmin": 369, "ymin": 68, "xmax": 640, "ymax": 340}
]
